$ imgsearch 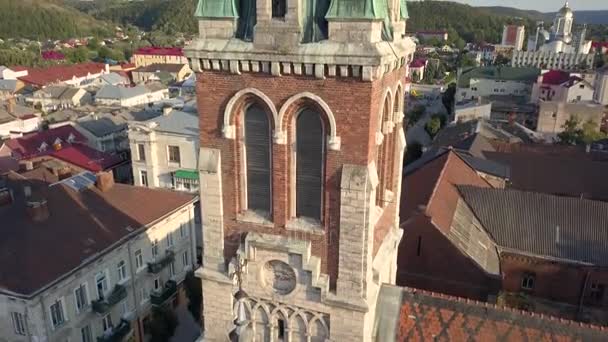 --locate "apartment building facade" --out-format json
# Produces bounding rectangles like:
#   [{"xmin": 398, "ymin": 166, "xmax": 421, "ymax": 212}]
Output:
[
  {"xmin": 128, "ymin": 108, "xmax": 199, "ymax": 193},
  {"xmin": 0, "ymin": 167, "xmax": 197, "ymax": 342}
]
